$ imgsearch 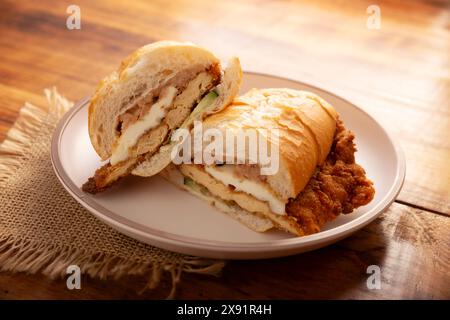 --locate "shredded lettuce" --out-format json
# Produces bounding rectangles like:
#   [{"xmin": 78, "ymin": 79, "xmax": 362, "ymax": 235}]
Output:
[
  {"xmin": 183, "ymin": 177, "xmax": 210, "ymax": 195},
  {"xmin": 183, "ymin": 177, "xmax": 194, "ymax": 187}
]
